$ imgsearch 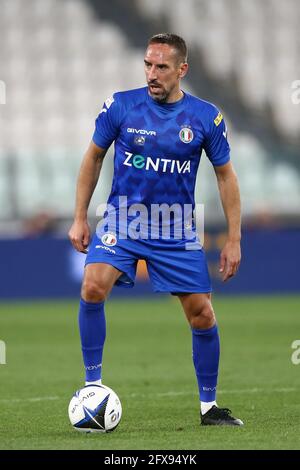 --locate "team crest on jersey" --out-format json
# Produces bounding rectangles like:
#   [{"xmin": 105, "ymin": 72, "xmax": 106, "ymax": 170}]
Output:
[
  {"xmin": 101, "ymin": 232, "xmax": 117, "ymax": 247},
  {"xmin": 179, "ymin": 127, "xmax": 194, "ymax": 143}
]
